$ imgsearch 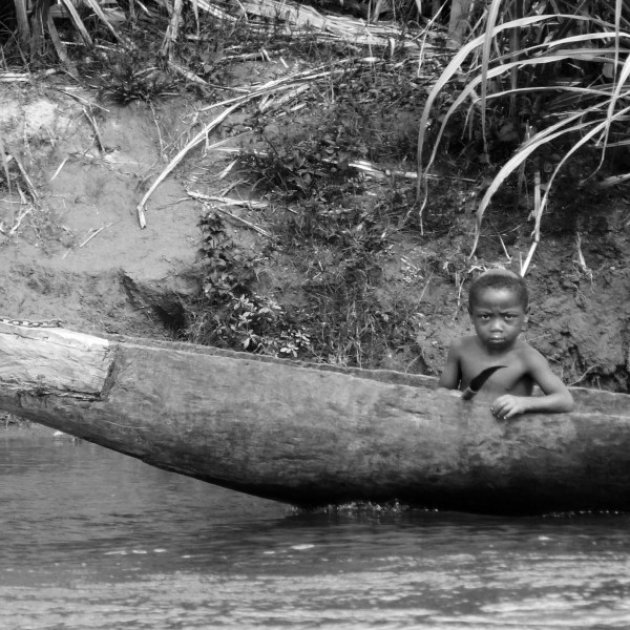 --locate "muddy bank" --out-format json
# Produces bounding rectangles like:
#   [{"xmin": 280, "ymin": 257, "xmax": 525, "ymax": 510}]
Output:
[
  {"xmin": 0, "ymin": 83, "xmax": 629, "ymax": 392},
  {"xmin": 0, "ymin": 84, "xmax": 205, "ymax": 337}
]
